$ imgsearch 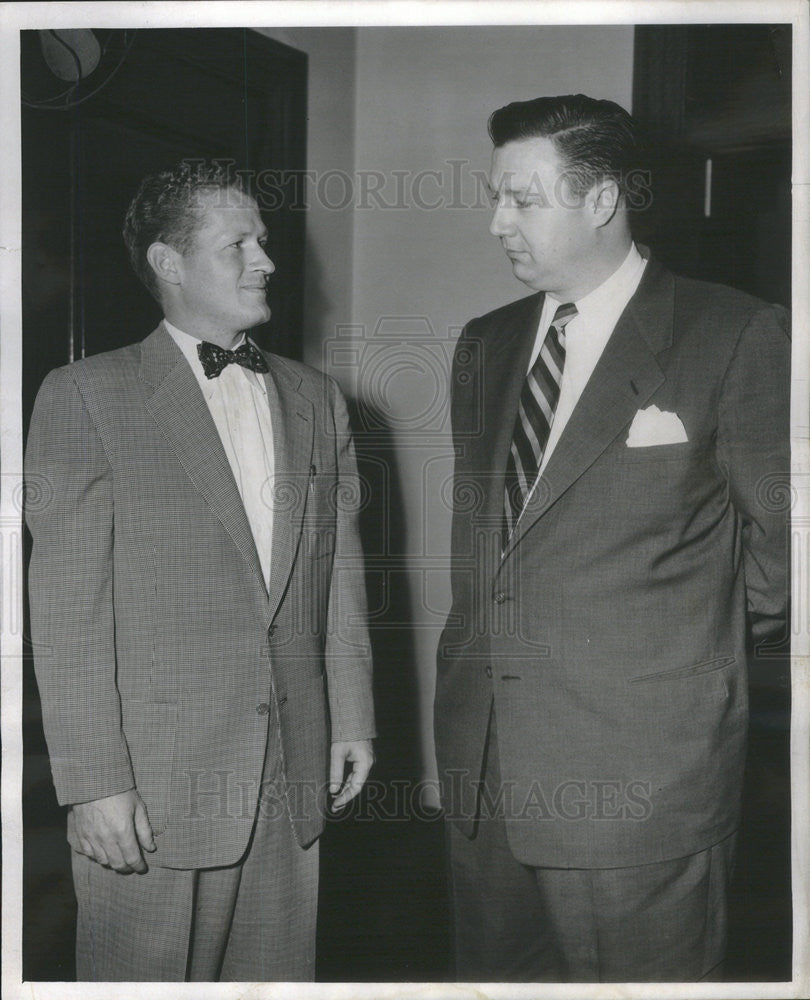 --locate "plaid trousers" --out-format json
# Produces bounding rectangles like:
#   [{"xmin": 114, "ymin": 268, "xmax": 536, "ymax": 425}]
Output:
[{"xmin": 72, "ymin": 700, "xmax": 319, "ymax": 982}]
